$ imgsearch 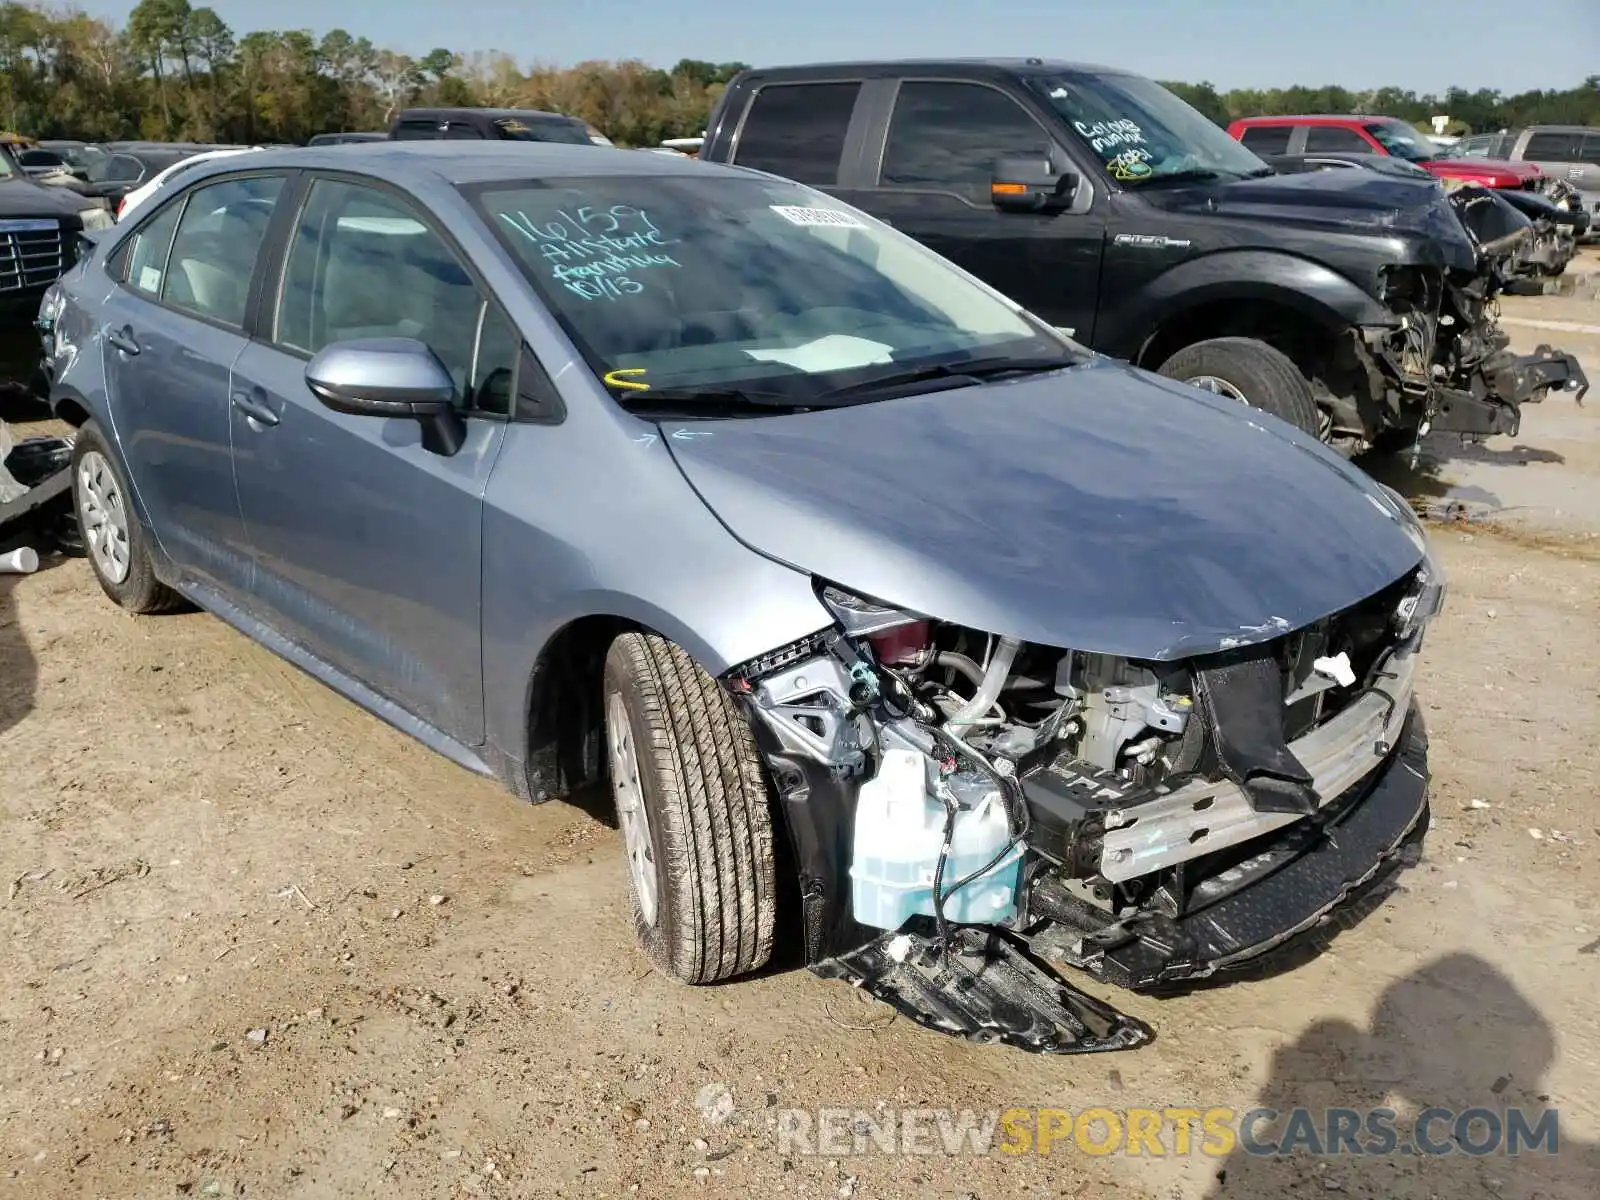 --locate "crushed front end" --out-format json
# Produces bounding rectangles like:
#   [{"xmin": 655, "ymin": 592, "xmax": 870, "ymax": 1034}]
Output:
[
  {"xmin": 728, "ymin": 536, "xmax": 1445, "ymax": 1054},
  {"xmin": 1341, "ymin": 186, "xmax": 1588, "ymax": 450}
]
